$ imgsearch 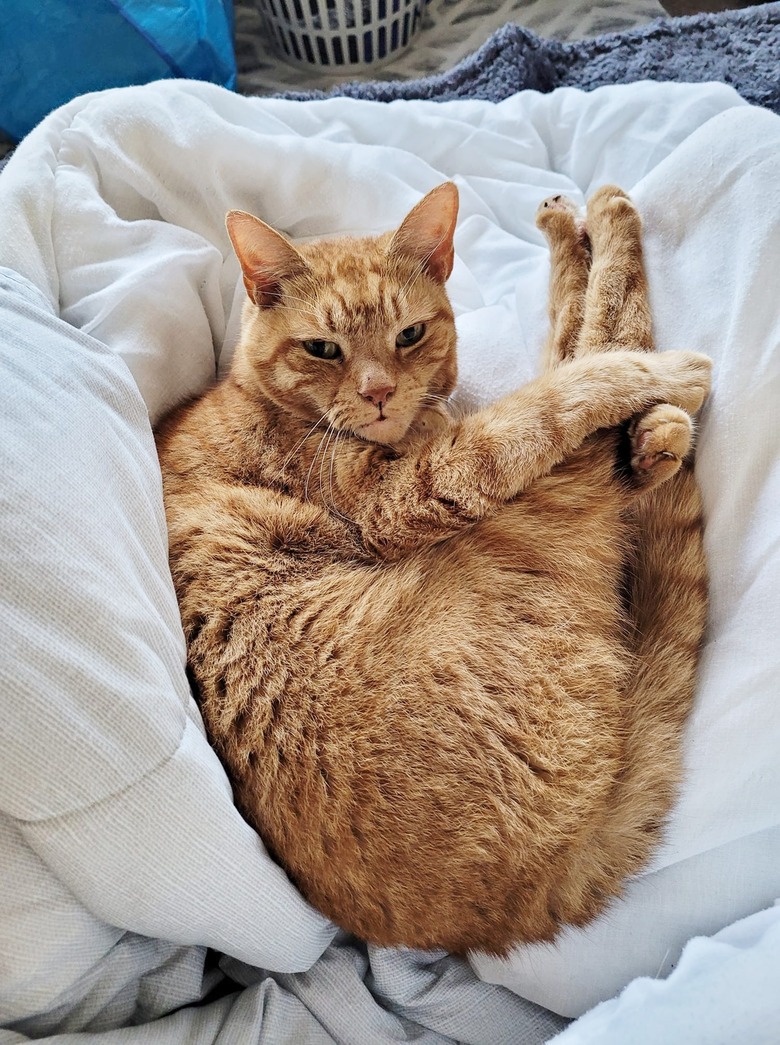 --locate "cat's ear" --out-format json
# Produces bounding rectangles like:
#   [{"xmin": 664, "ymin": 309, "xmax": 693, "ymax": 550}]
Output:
[
  {"xmin": 226, "ymin": 210, "xmax": 308, "ymax": 308},
  {"xmin": 389, "ymin": 182, "xmax": 459, "ymax": 285}
]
